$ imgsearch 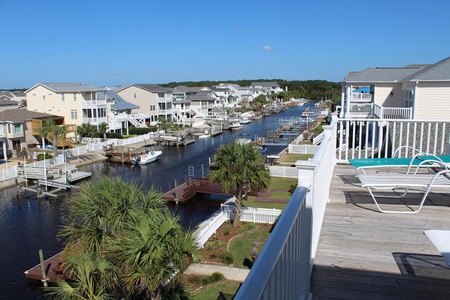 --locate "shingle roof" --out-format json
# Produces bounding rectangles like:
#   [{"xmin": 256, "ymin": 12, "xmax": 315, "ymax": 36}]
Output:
[
  {"xmin": 134, "ymin": 84, "xmax": 172, "ymax": 93},
  {"xmin": 250, "ymin": 82, "xmax": 279, "ymax": 87},
  {"xmin": 28, "ymin": 83, "xmax": 101, "ymax": 93},
  {"xmin": 0, "ymin": 99, "xmax": 18, "ymax": 107},
  {"xmin": 403, "ymin": 57, "xmax": 450, "ymax": 82},
  {"xmin": 0, "ymin": 109, "xmax": 61, "ymax": 122},
  {"xmin": 186, "ymin": 91, "xmax": 216, "ymax": 101},
  {"xmin": 342, "ymin": 67, "xmax": 424, "ymax": 83}
]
